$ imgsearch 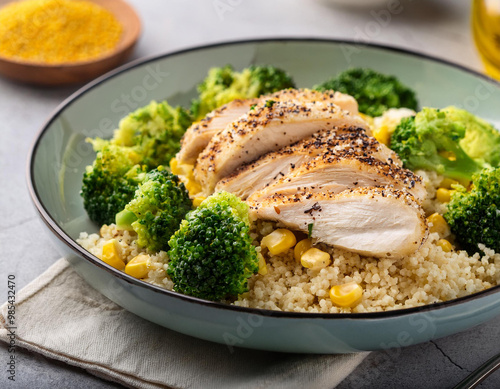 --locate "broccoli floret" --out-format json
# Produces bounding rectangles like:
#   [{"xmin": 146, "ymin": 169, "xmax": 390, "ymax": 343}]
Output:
[
  {"xmin": 247, "ymin": 66, "xmax": 296, "ymax": 96},
  {"xmin": 390, "ymin": 108, "xmax": 488, "ymax": 181},
  {"xmin": 81, "ymin": 100, "xmax": 193, "ymax": 225},
  {"xmin": 112, "ymin": 101, "xmax": 193, "ymax": 169},
  {"xmin": 191, "ymin": 65, "xmax": 295, "ymax": 119},
  {"xmin": 167, "ymin": 192, "xmax": 259, "ymax": 301},
  {"xmin": 81, "ymin": 144, "xmax": 146, "ymax": 225},
  {"xmin": 125, "ymin": 167, "xmax": 192, "ymax": 252},
  {"xmin": 444, "ymin": 167, "xmax": 500, "ymax": 254},
  {"xmin": 314, "ymin": 68, "xmax": 418, "ymax": 117}
]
